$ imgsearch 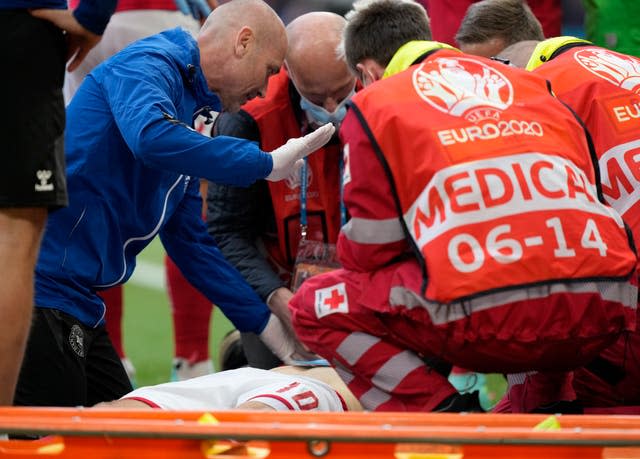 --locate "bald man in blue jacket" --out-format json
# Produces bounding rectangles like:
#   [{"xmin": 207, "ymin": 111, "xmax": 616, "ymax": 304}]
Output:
[{"xmin": 14, "ymin": 0, "xmax": 333, "ymax": 407}]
